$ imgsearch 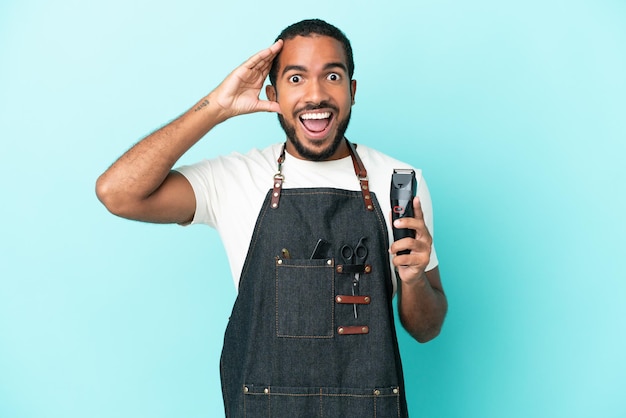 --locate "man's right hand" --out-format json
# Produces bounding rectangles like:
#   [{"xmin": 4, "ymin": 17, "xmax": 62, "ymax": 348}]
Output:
[
  {"xmin": 96, "ymin": 40, "xmax": 284, "ymax": 224},
  {"xmin": 207, "ymin": 40, "xmax": 283, "ymax": 122}
]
